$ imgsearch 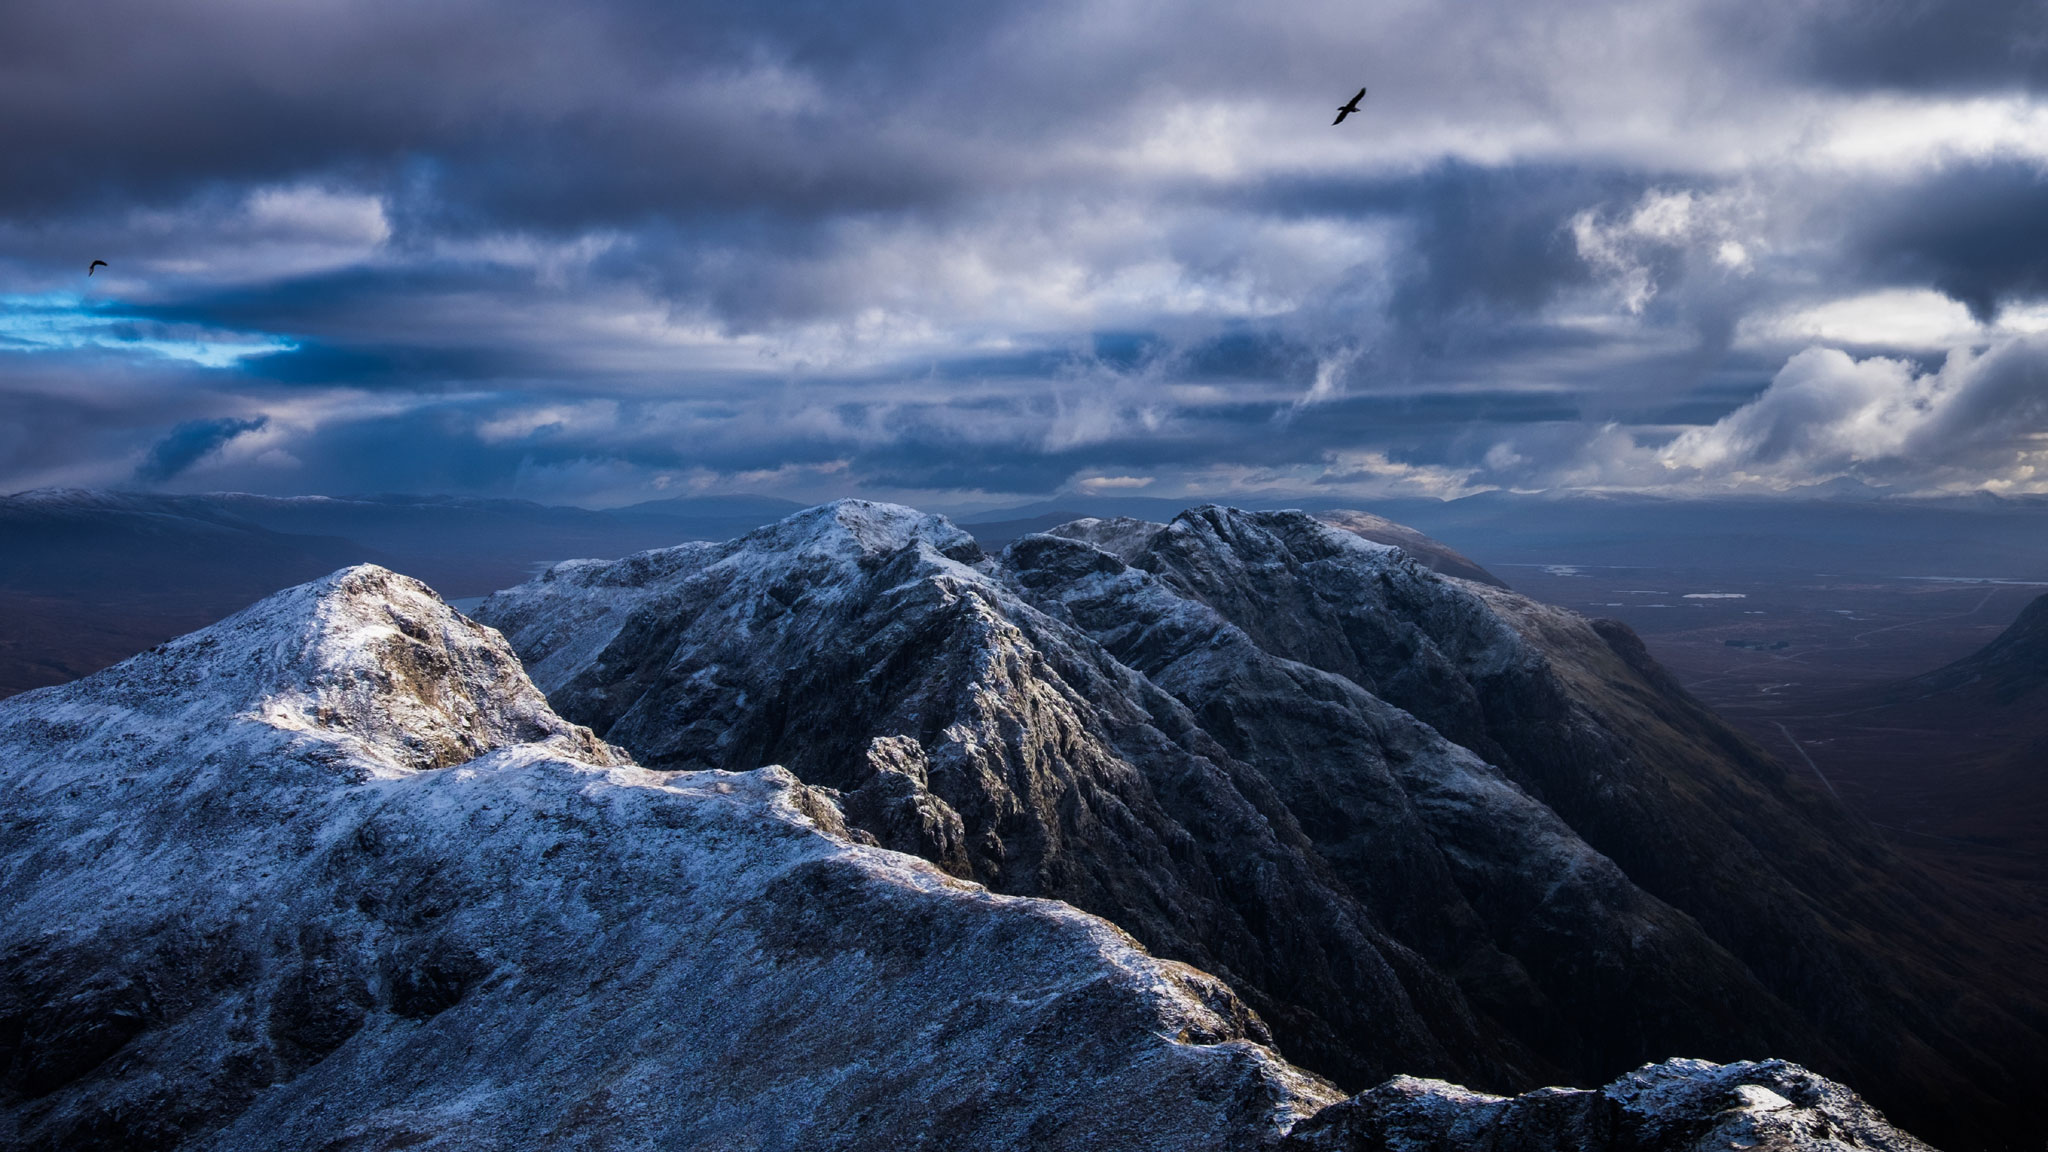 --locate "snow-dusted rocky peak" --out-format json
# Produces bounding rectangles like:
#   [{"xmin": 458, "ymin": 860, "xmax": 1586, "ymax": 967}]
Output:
[
  {"xmin": 475, "ymin": 500, "xmax": 2043, "ymax": 1151},
  {"xmin": 477, "ymin": 500, "xmax": 979, "ymax": 696},
  {"xmin": 473, "ymin": 502, "xmax": 1782, "ymax": 1092},
  {"xmin": 1284, "ymin": 1059, "xmax": 1933, "ymax": 1152},
  {"xmin": 91, "ymin": 563, "xmax": 619, "ymax": 775},
  {"xmin": 0, "ymin": 564, "xmax": 1352, "ymax": 1151},
  {"xmin": 482, "ymin": 501, "xmax": 1515, "ymax": 1090},
  {"xmin": 471, "ymin": 541, "xmax": 722, "ymax": 693}
]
